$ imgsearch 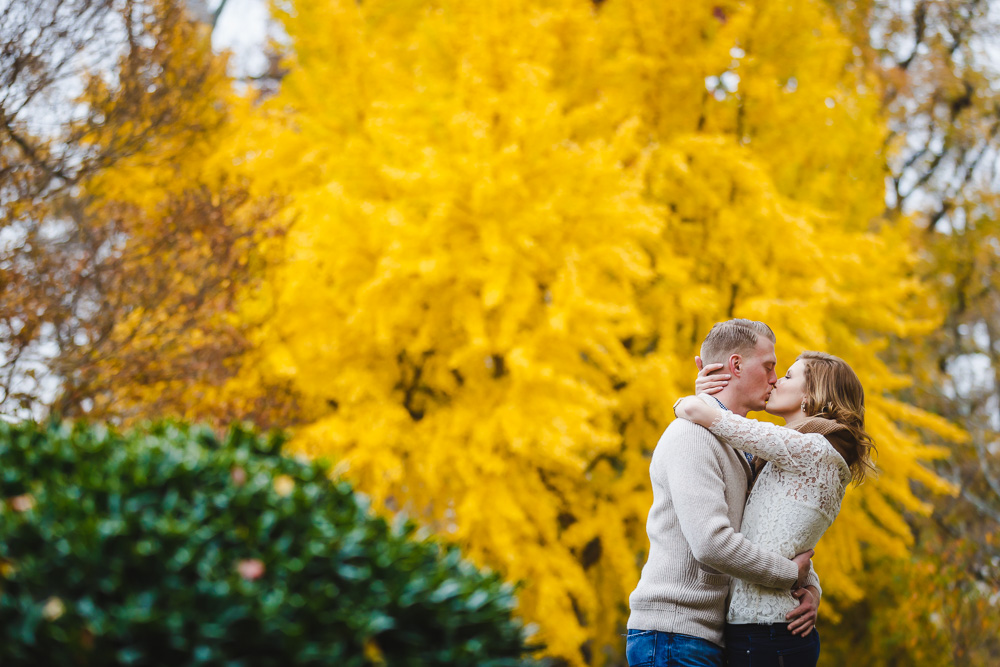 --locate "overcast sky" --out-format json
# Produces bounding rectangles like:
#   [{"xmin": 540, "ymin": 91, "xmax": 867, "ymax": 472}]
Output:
[{"xmin": 211, "ymin": 0, "xmax": 272, "ymax": 78}]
